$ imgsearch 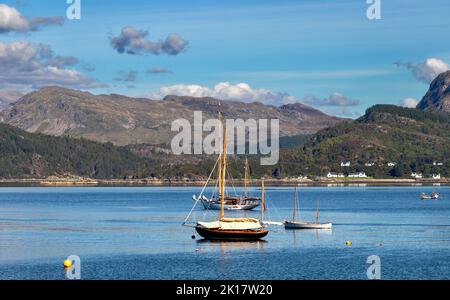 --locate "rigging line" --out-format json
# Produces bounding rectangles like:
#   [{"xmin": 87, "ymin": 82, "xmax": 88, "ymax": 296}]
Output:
[
  {"xmin": 225, "ymin": 168, "xmax": 239, "ymax": 196},
  {"xmin": 183, "ymin": 156, "xmax": 220, "ymax": 225}
]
